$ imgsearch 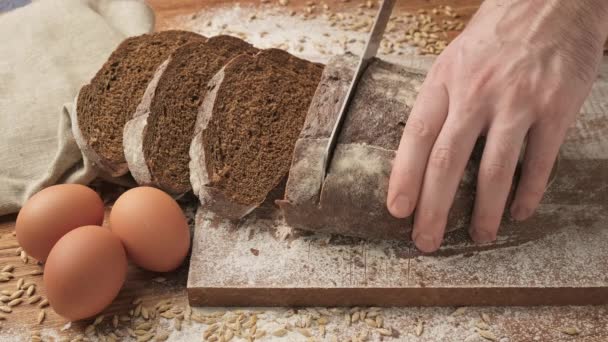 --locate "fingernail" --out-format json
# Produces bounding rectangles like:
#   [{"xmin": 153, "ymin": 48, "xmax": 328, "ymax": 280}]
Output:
[
  {"xmin": 414, "ymin": 233, "xmax": 438, "ymax": 253},
  {"xmin": 389, "ymin": 194, "xmax": 411, "ymax": 218},
  {"xmin": 510, "ymin": 204, "xmax": 530, "ymax": 221},
  {"xmin": 471, "ymin": 229, "xmax": 495, "ymax": 243}
]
